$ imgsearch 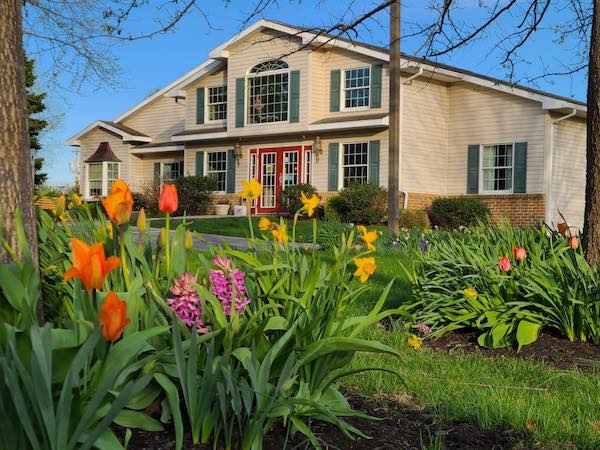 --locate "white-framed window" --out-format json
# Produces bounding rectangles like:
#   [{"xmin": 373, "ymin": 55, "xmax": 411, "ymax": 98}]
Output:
[
  {"xmin": 247, "ymin": 60, "xmax": 289, "ymax": 124},
  {"xmin": 162, "ymin": 161, "xmax": 184, "ymax": 183},
  {"xmin": 481, "ymin": 143, "xmax": 514, "ymax": 193},
  {"xmin": 342, "ymin": 142, "xmax": 369, "ymax": 187},
  {"xmin": 206, "ymin": 151, "xmax": 227, "ymax": 192},
  {"xmin": 304, "ymin": 149, "xmax": 312, "ymax": 184},
  {"xmin": 86, "ymin": 161, "xmax": 120, "ymax": 198},
  {"xmin": 343, "ymin": 67, "xmax": 370, "ymax": 109},
  {"xmin": 207, "ymin": 85, "xmax": 227, "ymax": 122}
]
